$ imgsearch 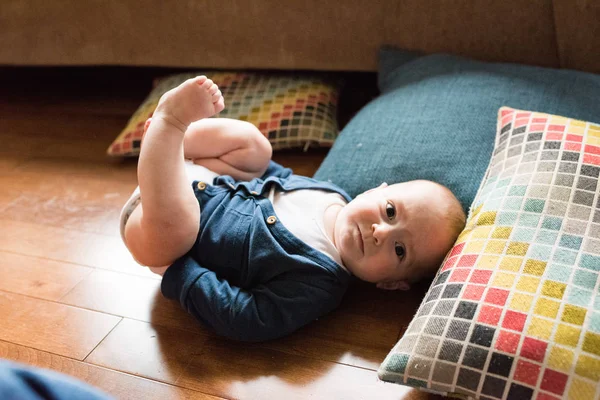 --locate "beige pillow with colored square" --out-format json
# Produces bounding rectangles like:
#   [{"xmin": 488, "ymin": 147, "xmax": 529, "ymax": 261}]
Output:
[
  {"xmin": 378, "ymin": 107, "xmax": 600, "ymax": 400},
  {"xmin": 107, "ymin": 71, "xmax": 341, "ymax": 156}
]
